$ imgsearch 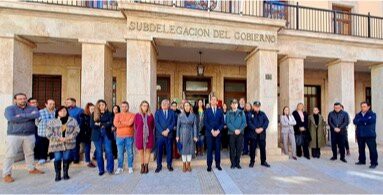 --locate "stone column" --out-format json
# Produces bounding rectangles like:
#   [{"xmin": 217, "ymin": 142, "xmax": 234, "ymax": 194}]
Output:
[
  {"xmin": 80, "ymin": 40, "xmax": 114, "ymax": 107},
  {"xmin": 126, "ymin": 39, "xmax": 157, "ymax": 113},
  {"xmin": 246, "ymin": 48, "xmax": 279, "ymax": 152},
  {"xmin": 0, "ymin": 35, "xmax": 35, "ymax": 155},
  {"xmin": 279, "ymin": 56, "xmax": 305, "ymax": 114},
  {"xmin": 371, "ymin": 64, "xmax": 383, "ymax": 144},
  {"xmin": 327, "ymin": 60, "xmax": 356, "ymax": 143},
  {"xmin": 66, "ymin": 66, "xmax": 81, "ymax": 106}
]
